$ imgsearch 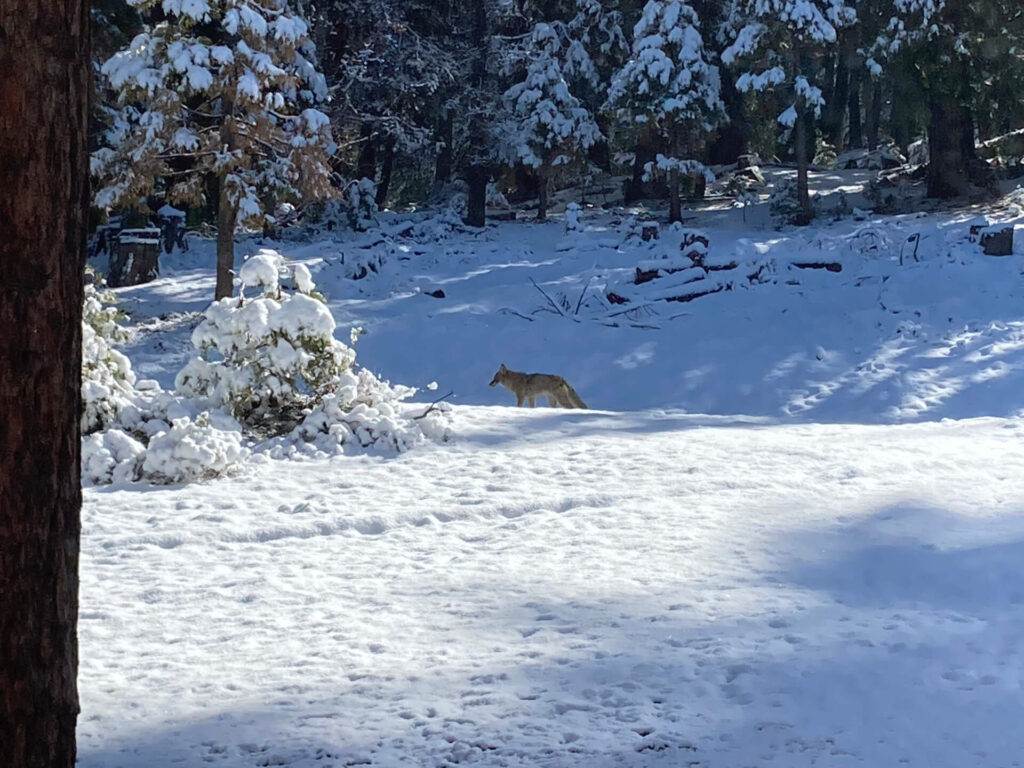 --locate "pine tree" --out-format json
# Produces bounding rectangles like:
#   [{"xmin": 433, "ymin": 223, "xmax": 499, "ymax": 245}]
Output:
[
  {"xmin": 93, "ymin": 0, "xmax": 336, "ymax": 299},
  {"xmin": 607, "ymin": 0, "xmax": 725, "ymax": 222},
  {"xmin": 503, "ymin": 22, "xmax": 602, "ymax": 220},
  {"xmin": 722, "ymin": 0, "xmax": 856, "ymax": 224},
  {"xmin": 869, "ymin": 0, "xmax": 1024, "ymax": 198}
]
